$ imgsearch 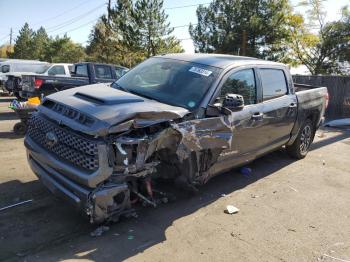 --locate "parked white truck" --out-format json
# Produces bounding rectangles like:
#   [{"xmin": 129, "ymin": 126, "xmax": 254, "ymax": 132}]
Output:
[{"xmin": 4, "ymin": 63, "xmax": 72, "ymax": 99}]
